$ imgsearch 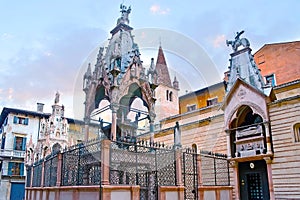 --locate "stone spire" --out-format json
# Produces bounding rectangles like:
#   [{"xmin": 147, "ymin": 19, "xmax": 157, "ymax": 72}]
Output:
[
  {"xmin": 226, "ymin": 31, "xmax": 265, "ymax": 93},
  {"xmin": 155, "ymin": 46, "xmax": 172, "ymax": 87}
]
